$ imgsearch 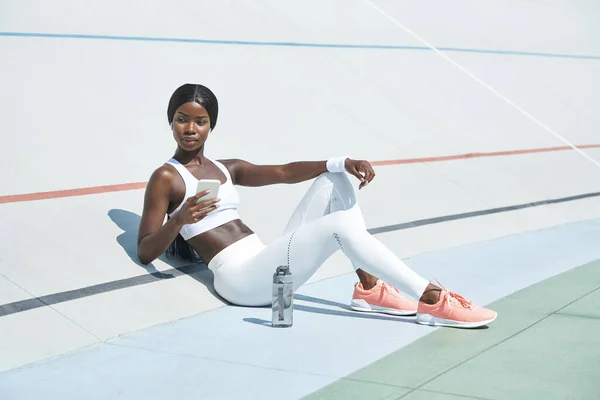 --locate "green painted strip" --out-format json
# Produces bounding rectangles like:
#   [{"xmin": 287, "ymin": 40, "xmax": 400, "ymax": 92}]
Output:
[{"xmin": 304, "ymin": 260, "xmax": 600, "ymax": 400}]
